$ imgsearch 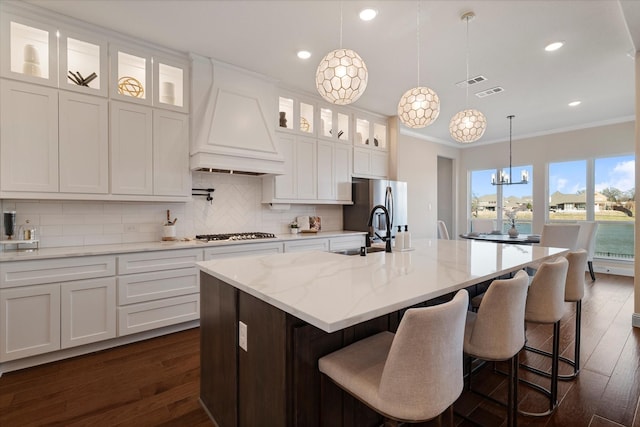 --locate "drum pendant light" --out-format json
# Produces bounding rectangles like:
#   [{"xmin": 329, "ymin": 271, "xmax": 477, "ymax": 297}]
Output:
[
  {"xmin": 449, "ymin": 11, "xmax": 487, "ymax": 143},
  {"xmin": 398, "ymin": 1, "xmax": 440, "ymax": 129},
  {"xmin": 316, "ymin": 2, "xmax": 368, "ymax": 105}
]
